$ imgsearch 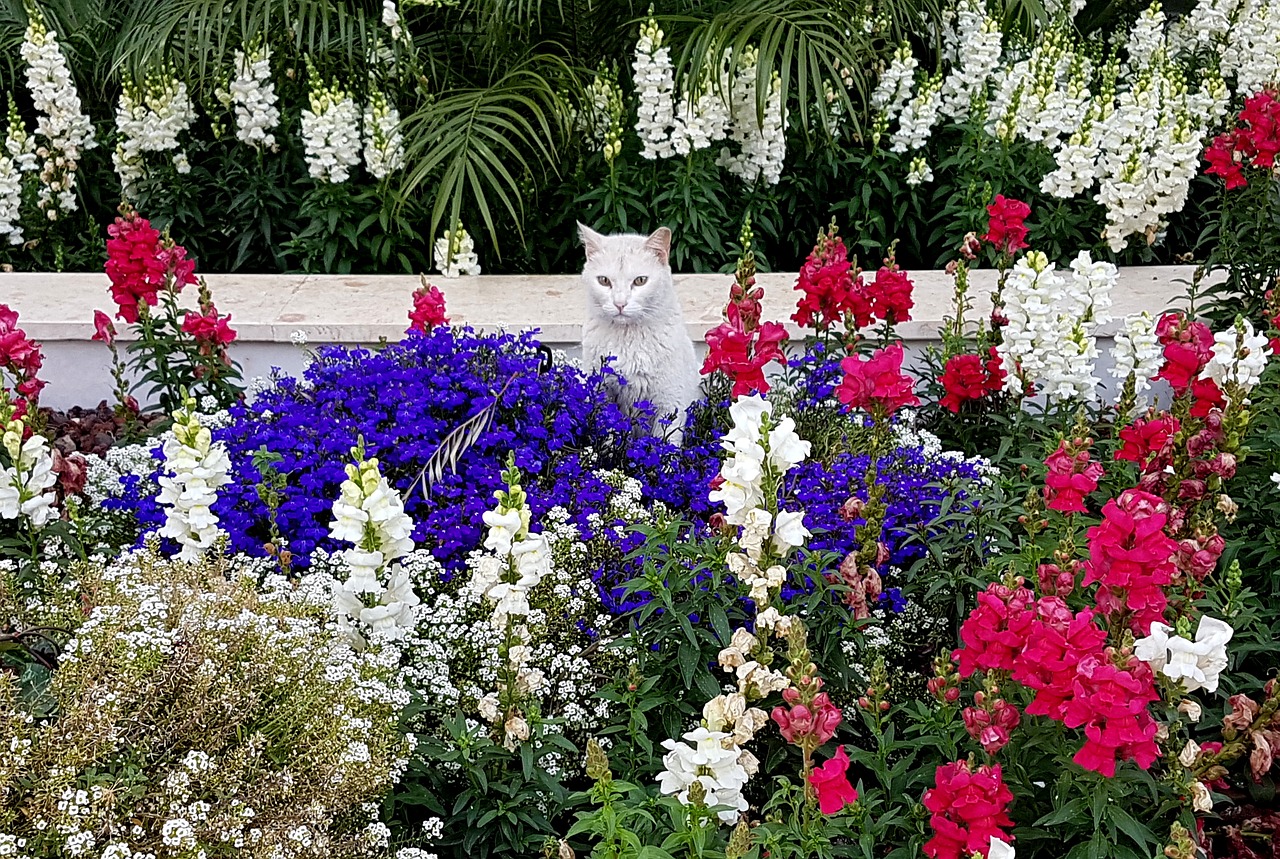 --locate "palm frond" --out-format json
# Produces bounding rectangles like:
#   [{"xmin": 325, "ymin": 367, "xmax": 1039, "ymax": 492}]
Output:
[
  {"xmin": 407, "ymin": 370, "xmax": 520, "ymax": 500},
  {"xmin": 397, "ymin": 56, "xmax": 569, "ymax": 251},
  {"xmin": 669, "ymin": 0, "xmax": 884, "ymax": 137}
]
